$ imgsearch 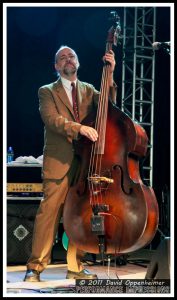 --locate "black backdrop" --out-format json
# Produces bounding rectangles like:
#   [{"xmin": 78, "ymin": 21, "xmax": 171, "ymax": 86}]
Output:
[{"xmin": 6, "ymin": 6, "xmax": 171, "ymax": 235}]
